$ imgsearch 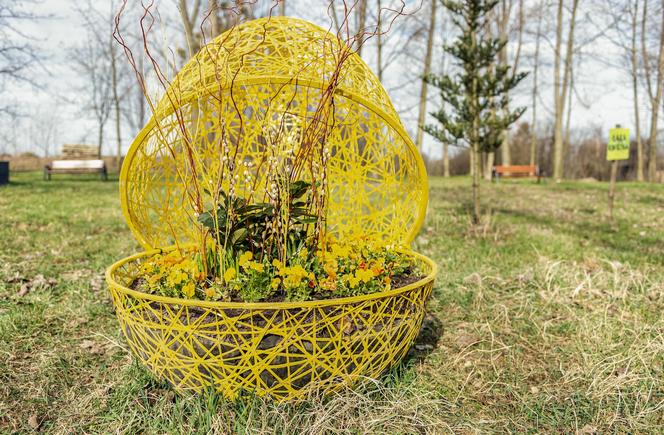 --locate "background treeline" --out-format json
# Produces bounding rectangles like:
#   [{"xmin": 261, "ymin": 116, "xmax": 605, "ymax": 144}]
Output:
[
  {"xmin": 424, "ymin": 122, "xmax": 664, "ymax": 181},
  {"xmin": 0, "ymin": 0, "xmax": 662, "ymax": 182}
]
